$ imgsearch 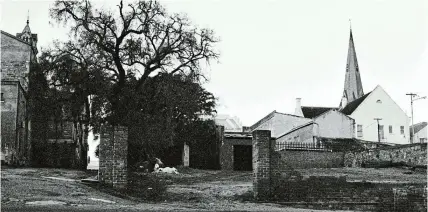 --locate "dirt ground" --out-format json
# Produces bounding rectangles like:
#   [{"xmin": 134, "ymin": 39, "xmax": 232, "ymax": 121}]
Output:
[
  {"xmin": 0, "ymin": 167, "xmax": 343, "ymax": 211},
  {"xmin": 2, "ymin": 166, "xmax": 426, "ymax": 211}
]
